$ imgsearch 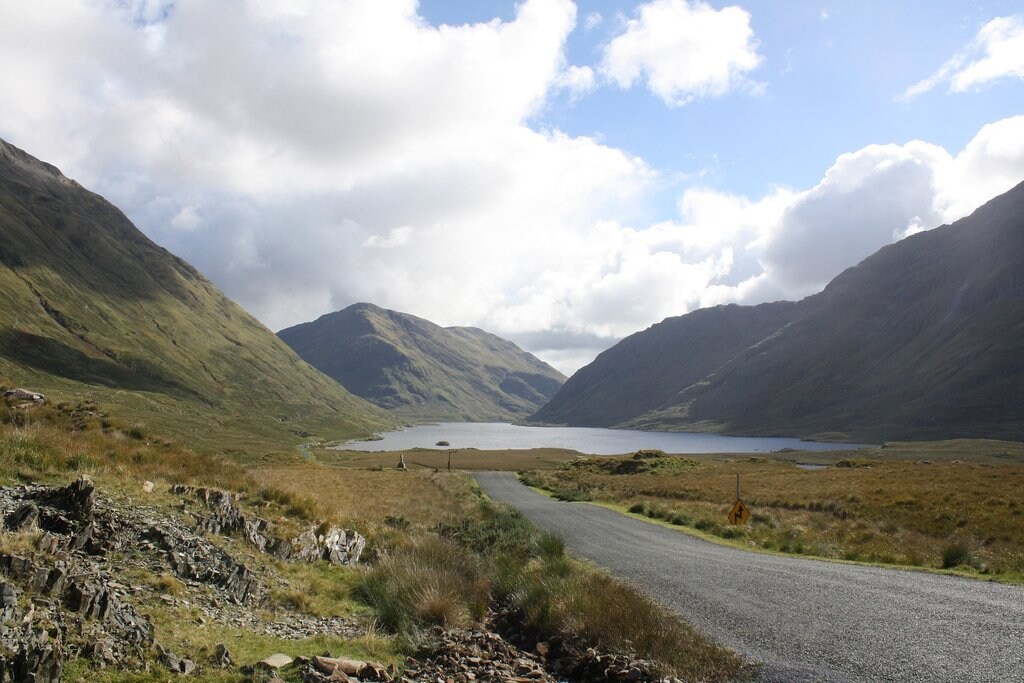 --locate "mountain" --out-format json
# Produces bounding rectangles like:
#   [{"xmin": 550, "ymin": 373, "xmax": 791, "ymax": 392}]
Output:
[
  {"xmin": 0, "ymin": 138, "xmax": 393, "ymax": 451},
  {"xmin": 533, "ymin": 181, "xmax": 1024, "ymax": 442},
  {"xmin": 278, "ymin": 303, "xmax": 566, "ymax": 422}
]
